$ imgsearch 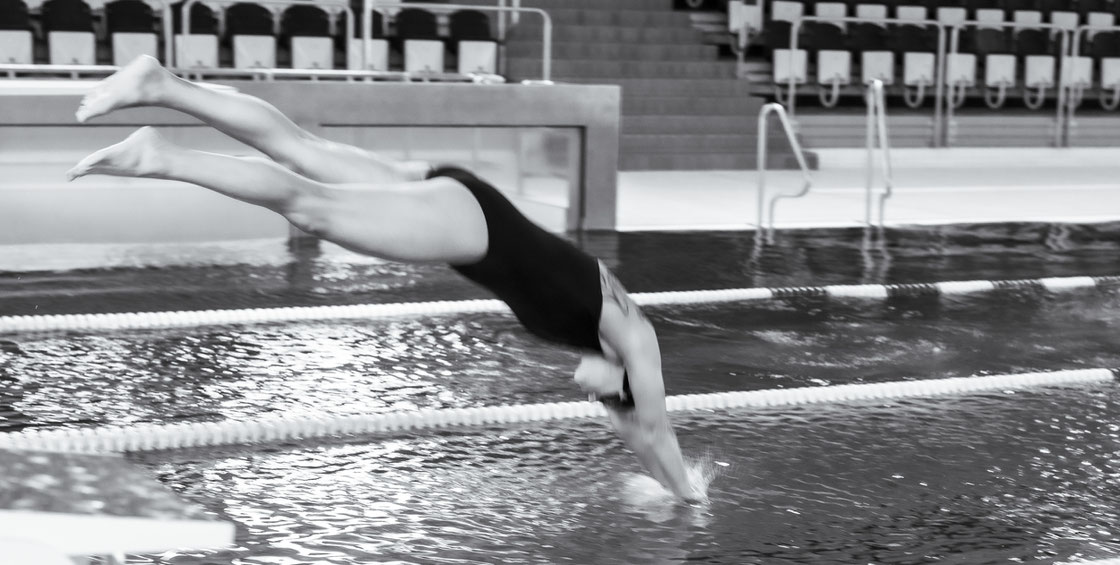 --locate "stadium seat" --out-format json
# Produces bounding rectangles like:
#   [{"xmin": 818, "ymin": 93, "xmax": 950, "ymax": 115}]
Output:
[
  {"xmin": 801, "ymin": 21, "xmax": 849, "ymax": 106},
  {"xmin": 172, "ymin": 2, "xmax": 220, "ymax": 68},
  {"xmin": 0, "ymin": 0, "xmax": 33, "ymax": 64},
  {"xmin": 854, "ymin": 3, "xmax": 888, "ymax": 20},
  {"xmin": 728, "ymin": 0, "xmax": 763, "ymax": 35},
  {"xmin": 227, "ymin": 3, "xmax": 276, "ymax": 69},
  {"xmin": 770, "ymin": 0, "xmax": 804, "ymax": 23},
  {"xmin": 449, "ymin": 10, "xmax": 496, "ymax": 74},
  {"xmin": 975, "ymin": 8, "xmax": 1005, "ymax": 28},
  {"xmin": 106, "ymin": 0, "xmax": 158, "ymax": 66},
  {"xmin": 41, "ymin": 0, "xmax": 96, "ymax": 65},
  {"xmin": 890, "ymin": 24, "xmax": 937, "ymax": 107},
  {"xmin": 814, "ymin": 1, "xmax": 847, "ymax": 28},
  {"xmin": 936, "ymin": 6, "xmax": 966, "ymax": 25},
  {"xmin": 895, "ymin": 5, "xmax": 928, "ymax": 21},
  {"xmin": 282, "ymin": 5, "xmax": 333, "ymax": 69},
  {"xmin": 849, "ymin": 22, "xmax": 893, "ymax": 85},
  {"xmin": 1092, "ymin": 30, "xmax": 1120, "ymax": 109},
  {"xmin": 969, "ymin": 29, "xmax": 1016, "ymax": 109},
  {"xmin": 1018, "ymin": 28, "xmax": 1055, "ymax": 109},
  {"xmin": 345, "ymin": 8, "xmax": 389, "ymax": 71},
  {"xmin": 396, "ymin": 7, "xmax": 443, "ymax": 73}
]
